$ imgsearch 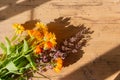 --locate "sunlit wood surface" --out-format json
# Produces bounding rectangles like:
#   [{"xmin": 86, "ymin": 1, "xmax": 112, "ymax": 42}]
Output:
[{"xmin": 0, "ymin": 0, "xmax": 120, "ymax": 80}]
